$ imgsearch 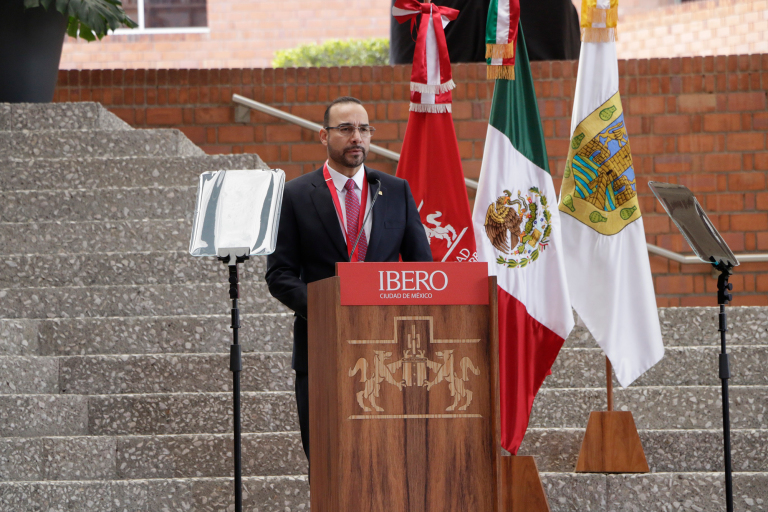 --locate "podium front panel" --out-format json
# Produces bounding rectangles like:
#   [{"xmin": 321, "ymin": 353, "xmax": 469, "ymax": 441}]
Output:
[{"xmin": 309, "ymin": 264, "xmax": 500, "ymax": 512}]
